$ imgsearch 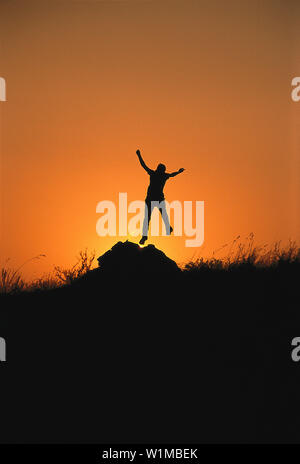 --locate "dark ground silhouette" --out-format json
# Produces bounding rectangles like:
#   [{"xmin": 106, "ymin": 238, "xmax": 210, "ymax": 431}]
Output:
[{"xmin": 0, "ymin": 241, "xmax": 300, "ymax": 444}]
